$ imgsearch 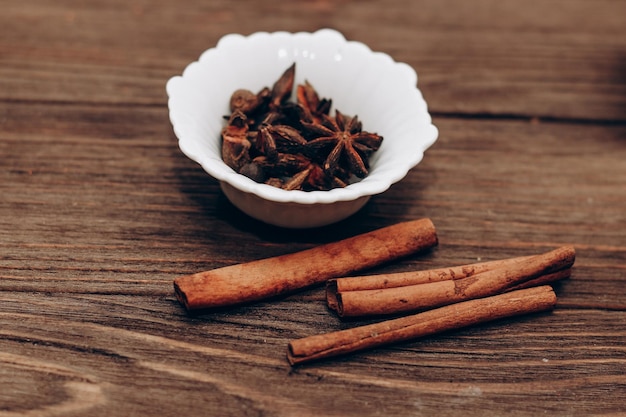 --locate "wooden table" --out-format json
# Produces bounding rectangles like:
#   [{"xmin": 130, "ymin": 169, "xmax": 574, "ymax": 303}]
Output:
[{"xmin": 2, "ymin": 1, "xmax": 625, "ymax": 415}]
